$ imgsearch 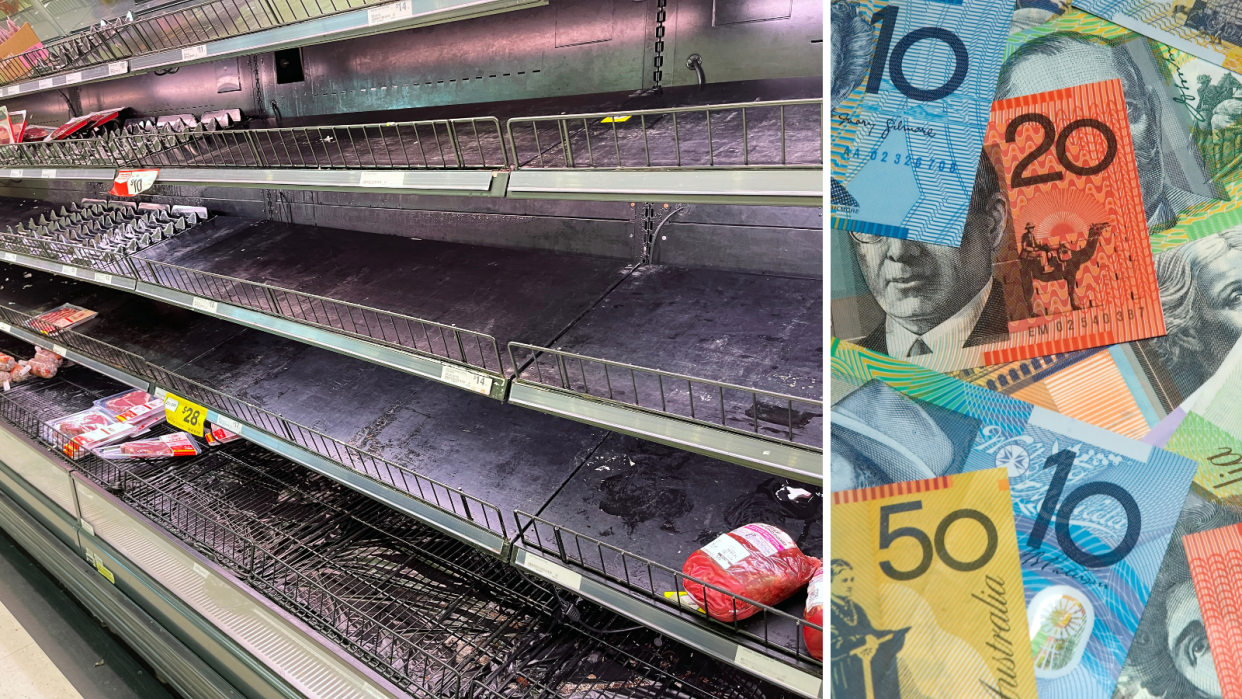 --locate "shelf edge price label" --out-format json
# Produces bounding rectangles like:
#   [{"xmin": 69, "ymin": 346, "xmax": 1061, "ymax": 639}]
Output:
[
  {"xmin": 94, "ymin": 272, "xmax": 111, "ymax": 285},
  {"xmin": 523, "ymin": 552, "xmax": 582, "ymax": 590},
  {"xmin": 52, "ymin": 344, "xmax": 67, "ymax": 358},
  {"xmin": 214, "ymin": 414, "xmax": 243, "ymax": 433},
  {"xmin": 111, "ymin": 168, "xmax": 158, "ymax": 197},
  {"xmin": 367, "ymin": 0, "xmax": 412, "ymax": 26},
  {"xmin": 36, "ymin": 78, "xmax": 52, "ymax": 90},
  {"xmin": 357, "ymin": 170, "xmax": 405, "ymax": 187},
  {"xmin": 163, "ymin": 392, "xmax": 206, "ymax": 437},
  {"xmin": 61, "ymin": 264, "xmax": 76, "ymax": 277},
  {"xmin": 181, "ymin": 44, "xmax": 207, "ymax": 61},
  {"xmin": 191, "ymin": 296, "xmax": 217, "ymax": 313},
  {"xmin": 40, "ymin": 169, "xmax": 56, "ymax": 179},
  {"xmin": 64, "ymin": 72, "xmax": 82, "ymax": 85},
  {"xmin": 8, "ymin": 169, "xmax": 21, "ymax": 178},
  {"xmin": 107, "ymin": 60, "xmax": 128, "ymax": 76},
  {"xmin": 441, "ymin": 363, "xmax": 493, "ymax": 395},
  {"xmin": 2, "ymin": 252, "xmax": 15, "ymax": 262},
  {"xmin": 0, "ymin": 323, "xmax": 10, "ymax": 334}
]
